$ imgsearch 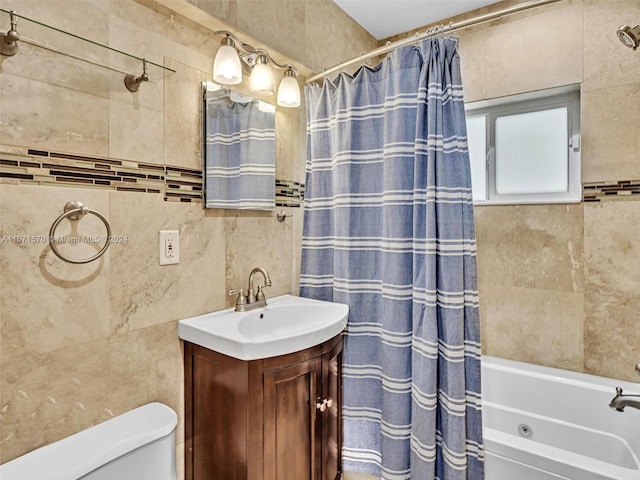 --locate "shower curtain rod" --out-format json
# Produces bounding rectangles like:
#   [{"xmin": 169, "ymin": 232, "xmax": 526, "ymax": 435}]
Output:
[{"xmin": 306, "ymin": 0, "xmax": 564, "ymax": 84}]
